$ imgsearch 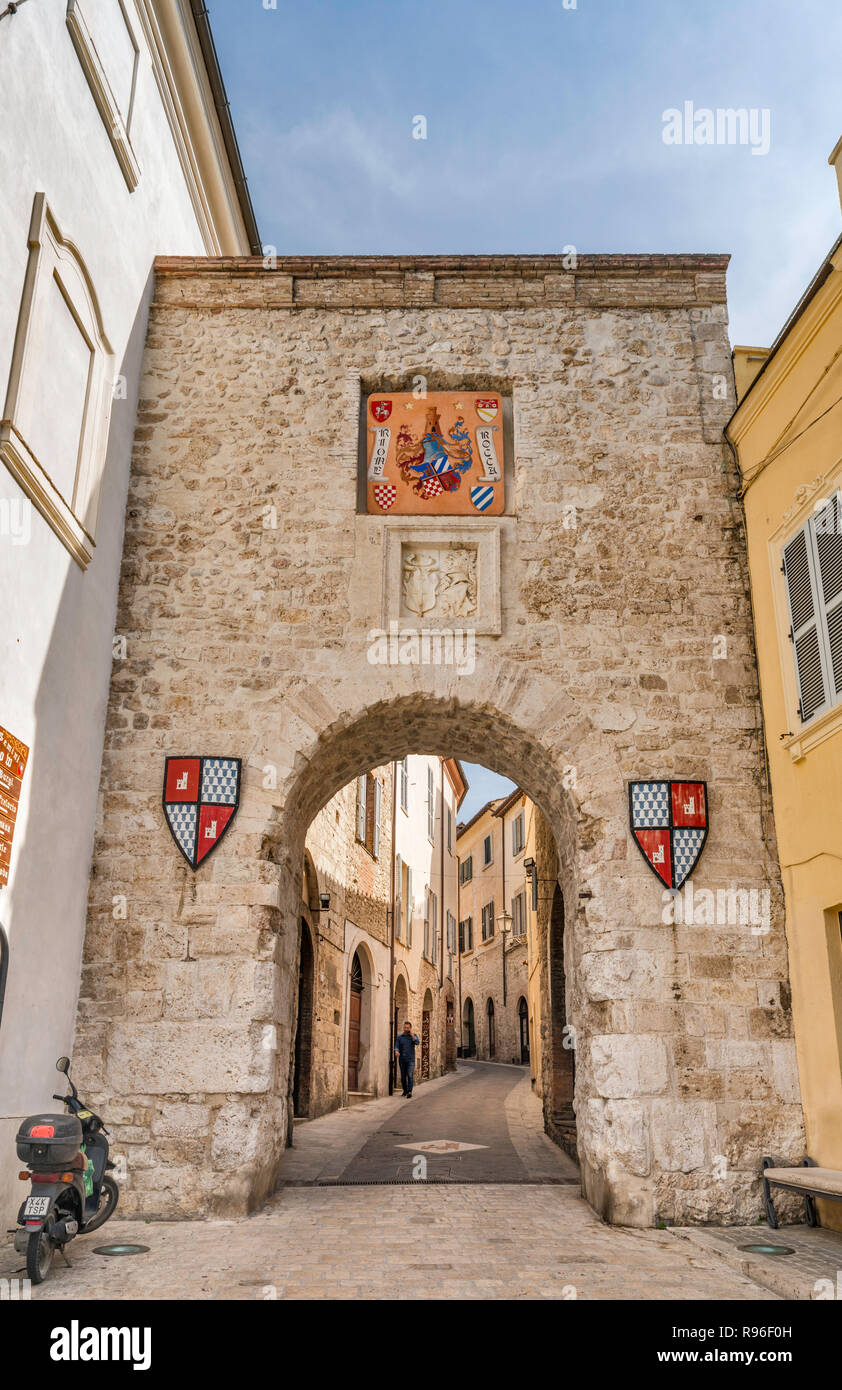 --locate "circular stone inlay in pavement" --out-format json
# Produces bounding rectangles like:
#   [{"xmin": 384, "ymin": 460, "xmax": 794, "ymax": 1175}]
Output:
[{"xmin": 394, "ymin": 1139, "xmax": 488, "ymax": 1154}]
